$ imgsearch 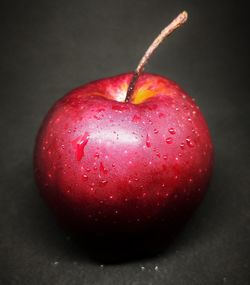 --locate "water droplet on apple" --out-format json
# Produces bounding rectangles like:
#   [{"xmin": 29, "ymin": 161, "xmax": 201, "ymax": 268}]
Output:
[
  {"xmin": 94, "ymin": 152, "xmax": 100, "ymax": 158},
  {"xmin": 146, "ymin": 134, "xmax": 151, "ymax": 147},
  {"xmin": 153, "ymin": 128, "xmax": 159, "ymax": 134},
  {"xmin": 163, "ymin": 155, "xmax": 168, "ymax": 160},
  {"xmin": 168, "ymin": 128, "xmax": 176, "ymax": 135},
  {"xmin": 82, "ymin": 174, "xmax": 88, "ymax": 181},
  {"xmin": 76, "ymin": 132, "xmax": 89, "ymax": 161},
  {"xmin": 99, "ymin": 180, "xmax": 108, "ymax": 187},
  {"xmin": 186, "ymin": 137, "xmax": 194, "ymax": 147},
  {"xmin": 166, "ymin": 137, "xmax": 173, "ymax": 144},
  {"xmin": 180, "ymin": 142, "xmax": 185, "ymax": 149},
  {"xmin": 100, "ymin": 162, "xmax": 108, "ymax": 174}
]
